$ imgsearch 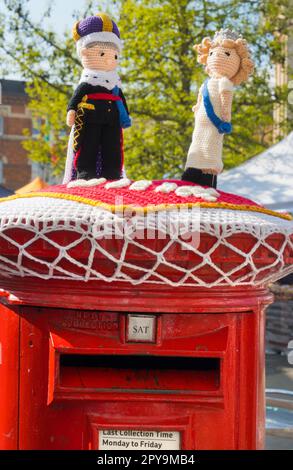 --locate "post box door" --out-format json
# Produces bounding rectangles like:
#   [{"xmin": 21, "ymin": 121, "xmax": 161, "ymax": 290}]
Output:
[{"xmin": 18, "ymin": 307, "xmax": 265, "ymax": 450}]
